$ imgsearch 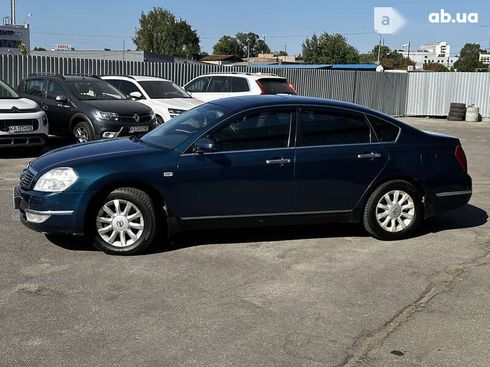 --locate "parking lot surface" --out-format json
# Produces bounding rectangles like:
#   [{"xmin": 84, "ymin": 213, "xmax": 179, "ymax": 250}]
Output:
[{"xmin": 0, "ymin": 118, "xmax": 488, "ymax": 367}]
